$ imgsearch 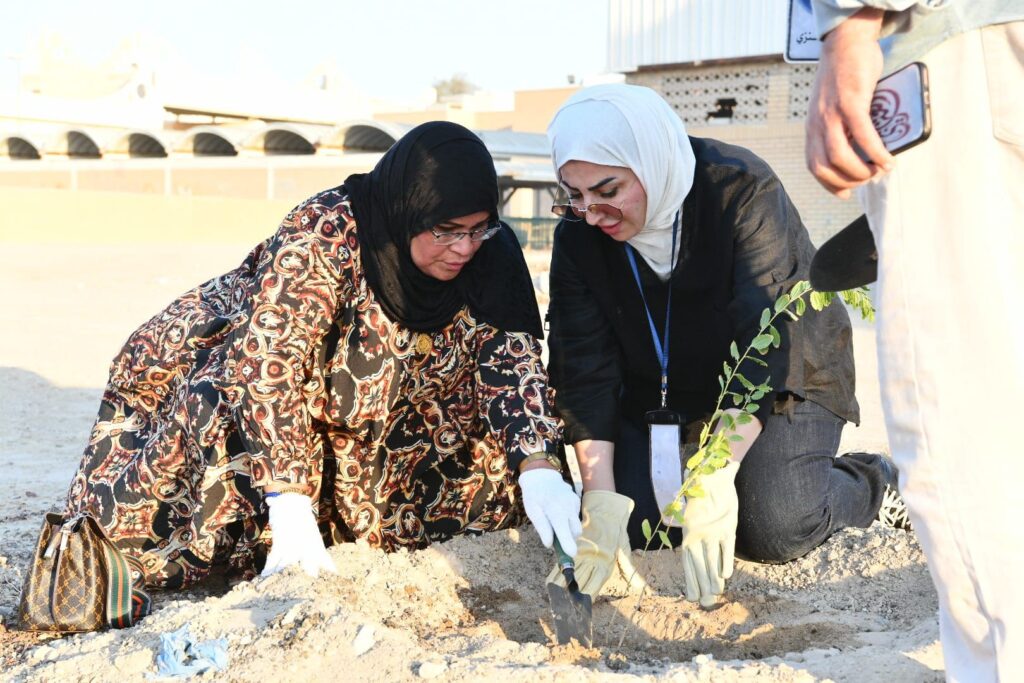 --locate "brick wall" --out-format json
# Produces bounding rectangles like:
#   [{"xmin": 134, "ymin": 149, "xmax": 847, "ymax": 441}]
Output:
[{"xmin": 627, "ymin": 59, "xmax": 862, "ymax": 245}]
